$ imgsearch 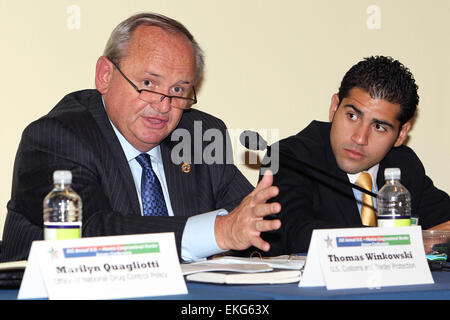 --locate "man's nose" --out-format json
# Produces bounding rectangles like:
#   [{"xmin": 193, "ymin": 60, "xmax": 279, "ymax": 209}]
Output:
[
  {"xmin": 352, "ymin": 124, "xmax": 370, "ymax": 145},
  {"xmin": 153, "ymin": 94, "xmax": 172, "ymax": 113}
]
